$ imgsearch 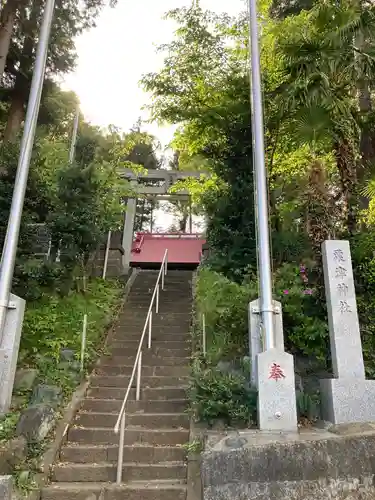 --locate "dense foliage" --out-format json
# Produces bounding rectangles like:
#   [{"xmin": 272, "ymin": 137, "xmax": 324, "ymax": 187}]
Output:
[
  {"xmin": 141, "ymin": 0, "xmax": 375, "ymax": 423},
  {"xmin": 0, "ymin": 1, "xmax": 162, "ymax": 417},
  {"xmin": 3, "ymin": 0, "xmax": 375, "ymax": 428}
]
